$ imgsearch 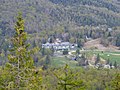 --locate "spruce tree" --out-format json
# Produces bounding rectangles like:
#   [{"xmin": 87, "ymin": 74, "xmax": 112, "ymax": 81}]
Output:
[
  {"xmin": 114, "ymin": 61, "xmax": 117, "ymax": 69},
  {"xmin": 76, "ymin": 49, "xmax": 80, "ymax": 55},
  {"xmin": 54, "ymin": 64, "xmax": 85, "ymax": 90},
  {"xmin": 95, "ymin": 54, "xmax": 100, "ymax": 65},
  {"xmin": 5, "ymin": 12, "xmax": 41, "ymax": 89}
]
